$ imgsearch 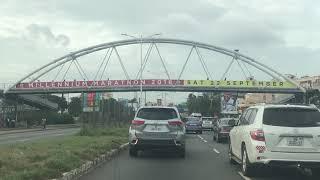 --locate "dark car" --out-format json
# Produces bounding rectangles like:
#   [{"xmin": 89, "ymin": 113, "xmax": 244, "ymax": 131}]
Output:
[
  {"xmin": 185, "ymin": 117, "xmax": 202, "ymax": 134},
  {"xmin": 213, "ymin": 118, "xmax": 236, "ymax": 142}
]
